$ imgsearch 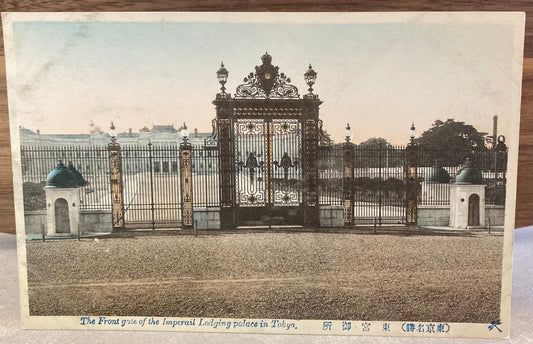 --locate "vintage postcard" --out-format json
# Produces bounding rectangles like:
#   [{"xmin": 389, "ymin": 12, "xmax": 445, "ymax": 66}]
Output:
[{"xmin": 2, "ymin": 12, "xmax": 525, "ymax": 338}]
